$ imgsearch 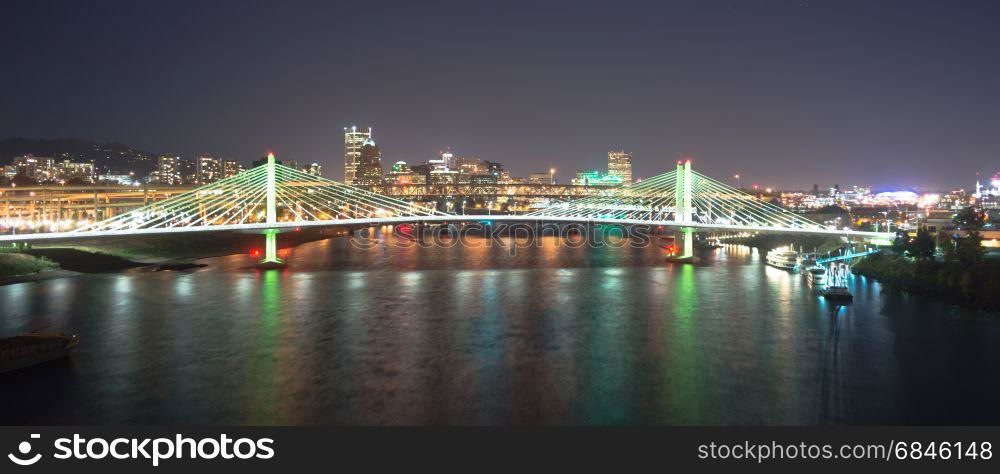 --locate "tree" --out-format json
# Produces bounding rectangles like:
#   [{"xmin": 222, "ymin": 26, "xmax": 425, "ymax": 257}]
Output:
[
  {"xmin": 952, "ymin": 206, "xmax": 986, "ymax": 266},
  {"xmin": 891, "ymin": 231, "xmax": 910, "ymax": 255},
  {"xmin": 956, "ymin": 230, "xmax": 985, "ymax": 266},
  {"xmin": 909, "ymin": 228, "xmax": 936, "ymax": 260},
  {"xmin": 11, "ymin": 173, "xmax": 38, "ymax": 186},
  {"xmin": 817, "ymin": 205, "xmax": 849, "ymax": 215},
  {"xmin": 953, "ymin": 206, "xmax": 986, "ymax": 230},
  {"xmin": 943, "ymin": 235, "xmax": 958, "ymax": 262}
]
